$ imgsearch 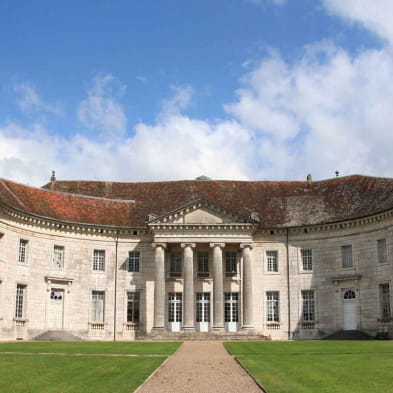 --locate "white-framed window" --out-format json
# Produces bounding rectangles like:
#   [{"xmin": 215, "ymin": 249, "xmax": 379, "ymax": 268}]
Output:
[
  {"xmin": 301, "ymin": 290, "xmax": 315, "ymax": 322},
  {"xmin": 196, "ymin": 292, "xmax": 210, "ymax": 322},
  {"xmin": 197, "ymin": 252, "xmax": 209, "ymax": 275},
  {"xmin": 301, "ymin": 249, "xmax": 313, "ymax": 271},
  {"xmin": 127, "ymin": 292, "xmax": 140, "ymax": 323},
  {"xmin": 341, "ymin": 245, "xmax": 353, "ymax": 268},
  {"xmin": 53, "ymin": 245, "xmax": 65, "ymax": 269},
  {"xmin": 377, "ymin": 239, "xmax": 387, "ymax": 264},
  {"xmin": 224, "ymin": 292, "xmax": 239, "ymax": 322},
  {"xmin": 91, "ymin": 290, "xmax": 105, "ymax": 322},
  {"xmin": 266, "ymin": 251, "xmax": 278, "ymax": 272},
  {"xmin": 18, "ymin": 239, "xmax": 28, "ymax": 263},
  {"xmin": 170, "ymin": 252, "xmax": 182, "ymax": 277},
  {"xmin": 15, "ymin": 284, "xmax": 26, "ymax": 319},
  {"xmin": 128, "ymin": 251, "xmax": 140, "ymax": 272},
  {"xmin": 93, "ymin": 250, "xmax": 105, "ymax": 271},
  {"xmin": 379, "ymin": 283, "xmax": 391, "ymax": 320},
  {"xmin": 168, "ymin": 292, "xmax": 182, "ymax": 322},
  {"xmin": 266, "ymin": 291, "xmax": 280, "ymax": 322},
  {"xmin": 225, "ymin": 252, "xmax": 237, "ymax": 275}
]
